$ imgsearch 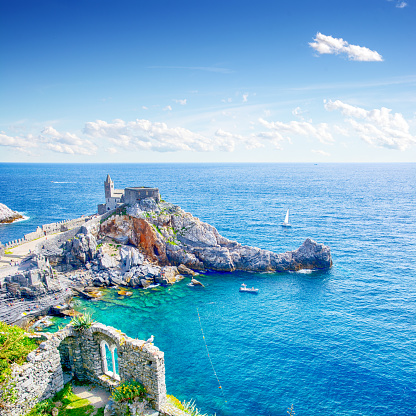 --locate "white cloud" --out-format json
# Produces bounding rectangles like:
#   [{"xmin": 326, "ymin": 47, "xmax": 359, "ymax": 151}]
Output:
[
  {"xmin": 325, "ymin": 99, "xmax": 416, "ymax": 150},
  {"xmin": 214, "ymin": 128, "xmax": 287, "ymax": 151},
  {"xmin": 0, "ymin": 132, "xmax": 37, "ymax": 153},
  {"xmin": 142, "ymin": 106, "xmax": 148, "ymax": 110},
  {"xmin": 396, "ymin": 1, "xmax": 407, "ymax": 7},
  {"xmin": 0, "ymin": 126, "xmax": 97, "ymax": 156},
  {"xmin": 253, "ymin": 131, "xmax": 287, "ymax": 149},
  {"xmin": 106, "ymin": 147, "xmax": 118, "ymax": 154},
  {"xmin": 309, "ymin": 32, "xmax": 383, "ymax": 62},
  {"xmin": 83, "ymin": 119, "xmax": 278, "ymax": 153},
  {"xmin": 311, "ymin": 149, "xmax": 330, "ymax": 156},
  {"xmin": 333, "ymin": 125, "xmax": 349, "ymax": 136},
  {"xmin": 174, "ymin": 99, "xmax": 187, "ymax": 105},
  {"xmin": 292, "ymin": 107, "xmax": 302, "ymax": 118},
  {"xmin": 84, "ymin": 119, "xmax": 214, "ymax": 152},
  {"xmin": 259, "ymin": 118, "xmax": 334, "ymax": 144},
  {"xmin": 242, "ymin": 94, "xmax": 248, "ymax": 103},
  {"xmin": 291, "ymin": 106, "xmax": 311, "ymax": 121},
  {"xmin": 40, "ymin": 126, "xmax": 97, "ymax": 155},
  {"xmin": 163, "ymin": 105, "xmax": 172, "ymax": 111},
  {"xmin": 213, "ymin": 129, "xmax": 239, "ymax": 152}
]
